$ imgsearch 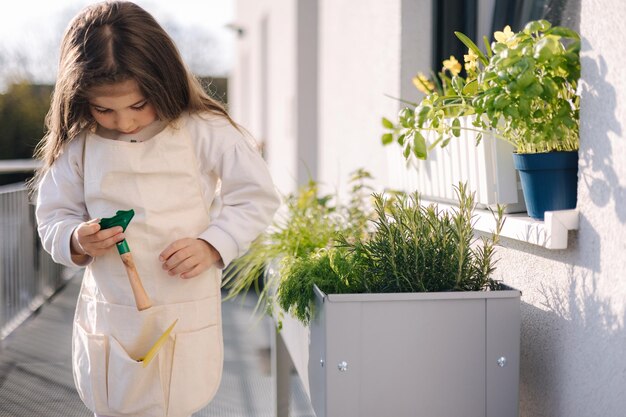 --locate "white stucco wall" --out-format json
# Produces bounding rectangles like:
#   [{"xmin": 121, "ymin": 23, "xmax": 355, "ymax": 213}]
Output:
[
  {"xmin": 317, "ymin": 0, "xmax": 432, "ymax": 195},
  {"xmin": 230, "ymin": 0, "xmax": 299, "ymax": 194},
  {"xmin": 489, "ymin": 1, "xmax": 626, "ymax": 416},
  {"xmin": 233, "ymin": 0, "xmax": 432, "ymax": 196}
]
